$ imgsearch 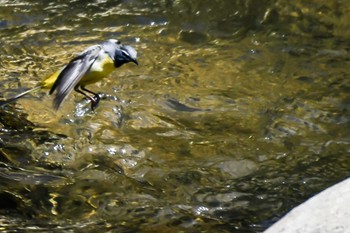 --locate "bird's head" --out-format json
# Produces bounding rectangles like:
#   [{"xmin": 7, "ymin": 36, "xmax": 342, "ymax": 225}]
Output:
[{"xmin": 103, "ymin": 39, "xmax": 138, "ymax": 68}]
